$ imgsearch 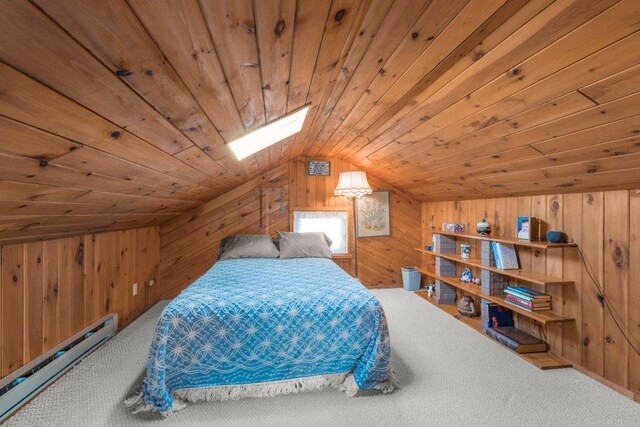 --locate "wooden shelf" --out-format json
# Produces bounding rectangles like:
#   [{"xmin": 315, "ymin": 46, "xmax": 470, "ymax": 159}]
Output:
[
  {"xmin": 481, "ymin": 294, "xmax": 574, "ymax": 324},
  {"xmin": 415, "ymin": 248, "xmax": 573, "ymax": 286},
  {"xmin": 424, "ymin": 230, "xmax": 576, "ymax": 249},
  {"xmin": 417, "ymin": 267, "xmax": 481, "ymax": 296},
  {"xmin": 414, "ymin": 291, "xmax": 572, "ymax": 370},
  {"xmin": 418, "ymin": 267, "xmax": 574, "ymax": 325}
]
